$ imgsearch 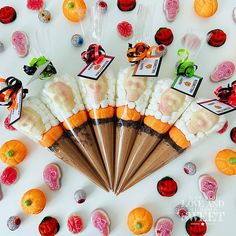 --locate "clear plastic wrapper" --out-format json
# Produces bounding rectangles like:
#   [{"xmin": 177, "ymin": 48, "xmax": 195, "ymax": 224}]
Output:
[
  {"xmin": 14, "ymin": 97, "xmax": 108, "ymax": 191},
  {"xmin": 41, "ymin": 74, "xmax": 109, "ymax": 189},
  {"xmin": 119, "ymin": 100, "xmax": 227, "ymax": 193},
  {"xmin": 116, "ymin": 79, "xmax": 192, "ymax": 193}
]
